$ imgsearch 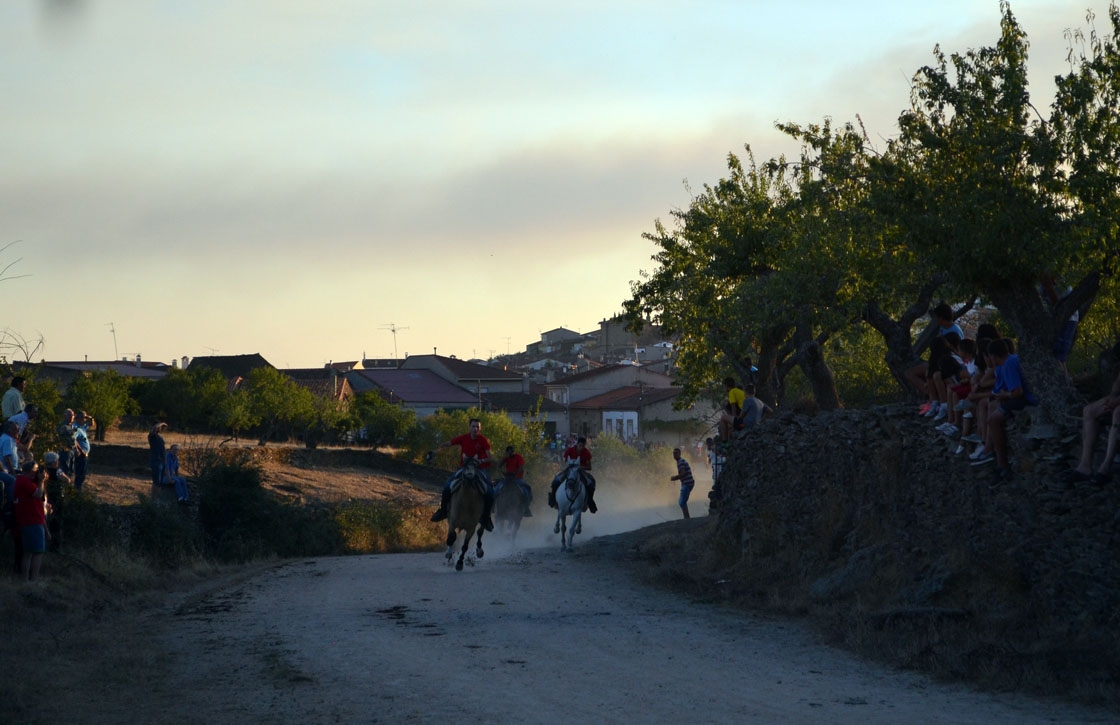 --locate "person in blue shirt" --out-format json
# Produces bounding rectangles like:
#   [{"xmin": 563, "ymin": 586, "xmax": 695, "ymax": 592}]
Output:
[{"xmin": 986, "ymin": 338, "xmax": 1037, "ymax": 483}]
